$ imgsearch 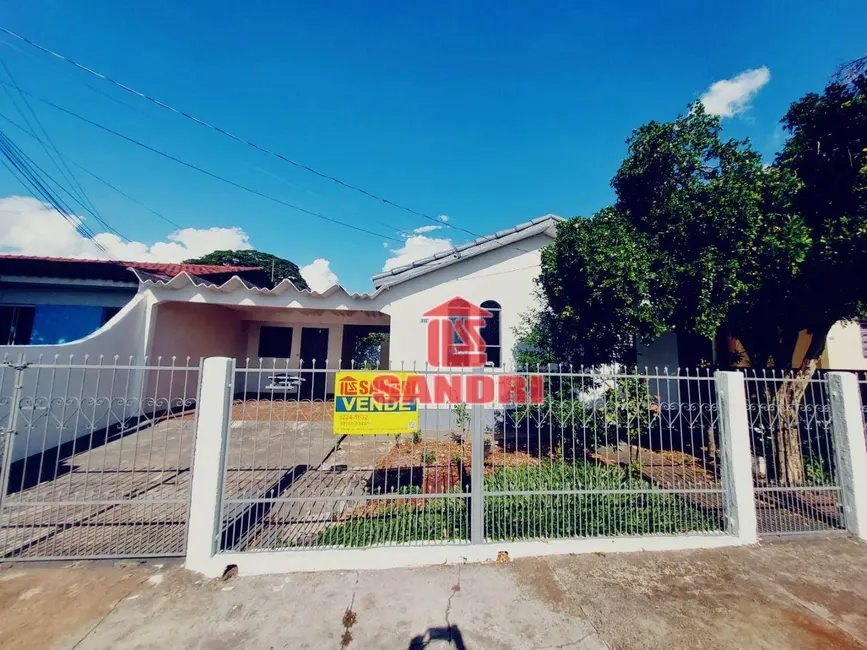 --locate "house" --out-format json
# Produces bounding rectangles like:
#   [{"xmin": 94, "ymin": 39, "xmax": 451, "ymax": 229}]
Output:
[{"xmin": 0, "ymin": 255, "xmax": 268, "ymax": 346}]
